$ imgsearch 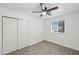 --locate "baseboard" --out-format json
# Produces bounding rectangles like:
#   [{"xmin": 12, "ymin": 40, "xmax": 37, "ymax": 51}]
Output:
[
  {"xmin": 46, "ymin": 39, "xmax": 79, "ymax": 51},
  {"xmin": 30, "ymin": 39, "xmax": 43, "ymax": 46}
]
